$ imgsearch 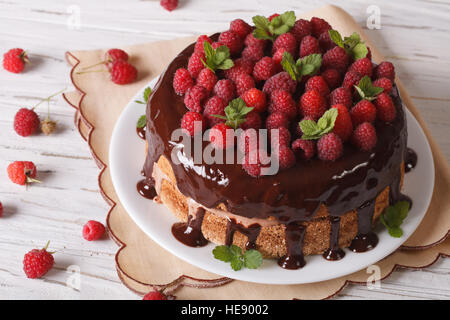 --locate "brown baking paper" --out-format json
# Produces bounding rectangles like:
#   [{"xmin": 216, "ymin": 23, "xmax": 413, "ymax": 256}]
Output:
[{"xmin": 63, "ymin": 5, "xmax": 450, "ymax": 299}]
